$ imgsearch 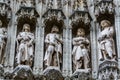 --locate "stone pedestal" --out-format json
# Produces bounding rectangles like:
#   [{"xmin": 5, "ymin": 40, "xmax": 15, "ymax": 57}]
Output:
[
  {"xmin": 71, "ymin": 69, "xmax": 91, "ymax": 80},
  {"xmin": 98, "ymin": 60, "xmax": 119, "ymax": 80},
  {"xmin": 43, "ymin": 66, "xmax": 64, "ymax": 80},
  {"xmin": 5, "ymin": 65, "xmax": 34, "ymax": 80}
]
